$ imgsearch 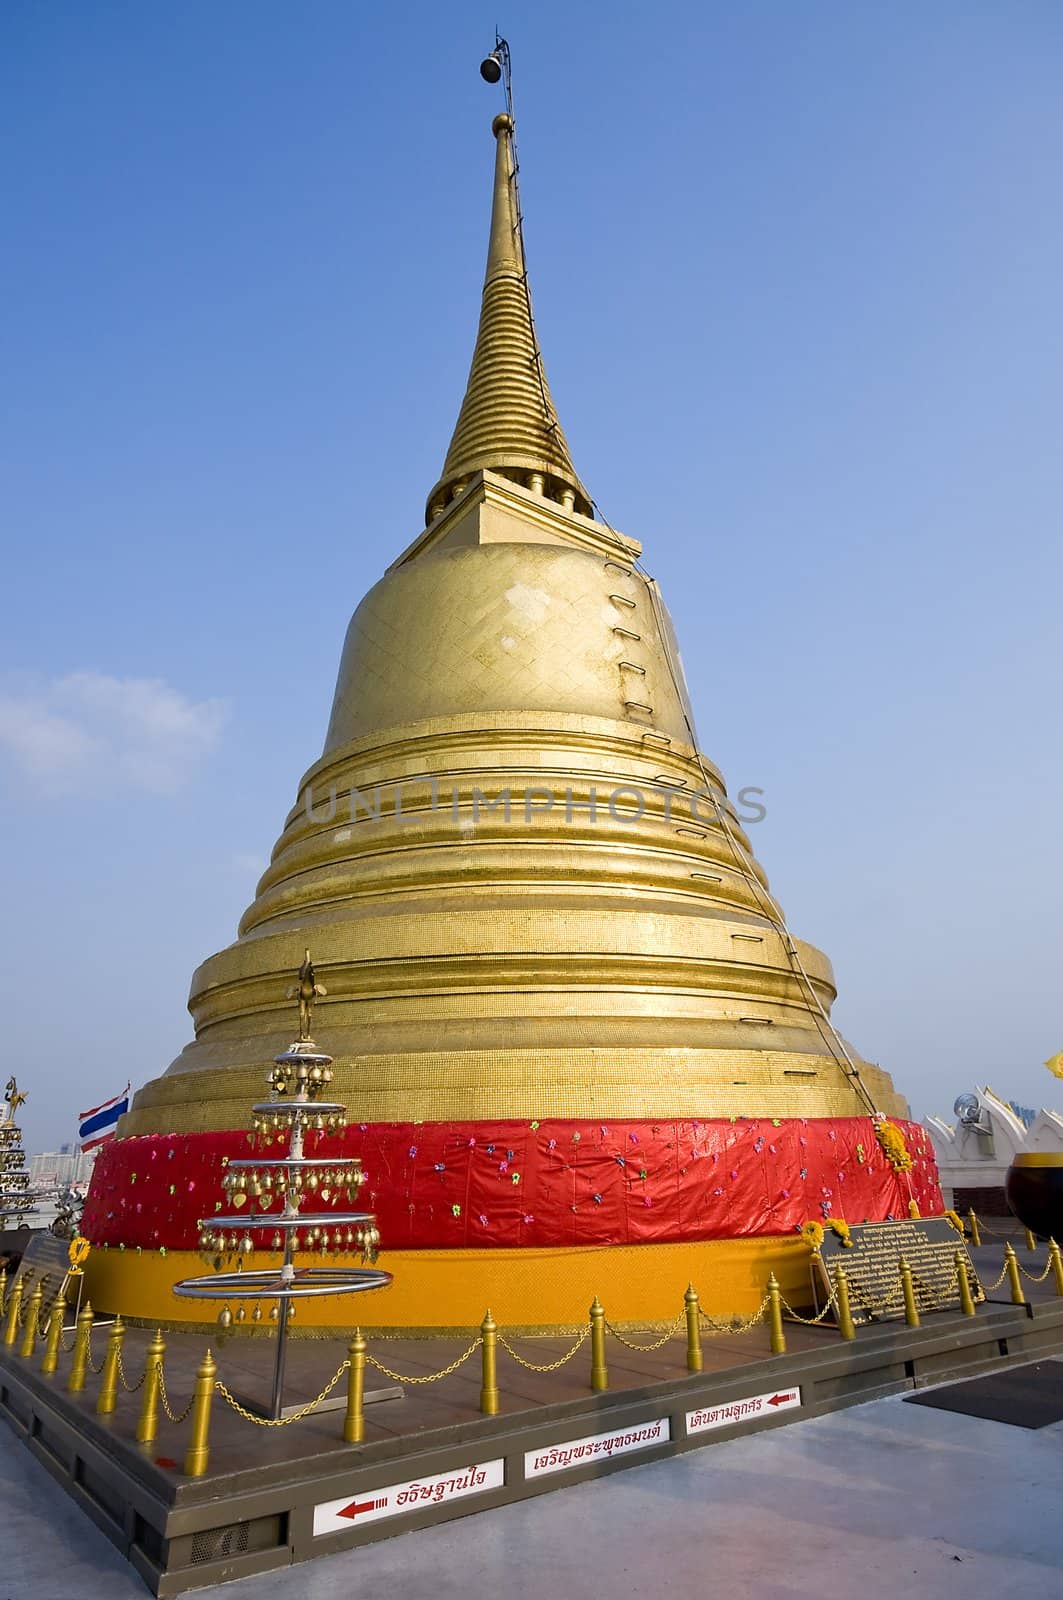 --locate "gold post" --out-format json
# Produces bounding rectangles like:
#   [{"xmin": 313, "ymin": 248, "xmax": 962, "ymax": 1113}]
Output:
[
  {"xmin": 19, "ymin": 1282, "xmax": 43, "ymax": 1360},
  {"xmin": 40, "ymin": 1288, "xmax": 66, "ymax": 1375},
  {"xmin": 3, "ymin": 1276, "xmax": 24, "ymax": 1348},
  {"xmin": 967, "ymin": 1208, "xmax": 981, "ymax": 1247},
  {"xmin": 96, "ymin": 1315, "xmax": 125, "ymax": 1414},
  {"xmin": 834, "ymin": 1265, "xmax": 856, "ymax": 1340},
  {"xmin": 766, "ymin": 1273, "xmax": 786, "ymax": 1355},
  {"xmin": 590, "ymin": 1296, "xmax": 608, "ymax": 1391},
  {"xmin": 479, "ymin": 1310, "xmax": 500, "ymax": 1416},
  {"xmin": 899, "ymin": 1257, "xmax": 920, "ymax": 1327},
  {"xmin": 0, "ymin": 1267, "xmax": 6, "ymax": 1311},
  {"xmin": 136, "ymin": 1330, "xmax": 166, "ymax": 1445},
  {"xmin": 684, "ymin": 1284, "xmax": 703, "ymax": 1372},
  {"xmin": 1024, "ymin": 1226, "xmax": 1037, "ymax": 1253},
  {"xmin": 955, "ymin": 1252, "xmax": 976, "ymax": 1316},
  {"xmin": 1049, "ymin": 1239, "xmax": 1063, "ymax": 1297},
  {"xmin": 183, "ymin": 1348, "xmax": 217, "ymax": 1478},
  {"xmin": 343, "ymin": 1329, "xmax": 366, "ymax": 1443},
  {"xmin": 67, "ymin": 1301, "xmax": 94, "ymax": 1393},
  {"xmin": 1004, "ymin": 1242, "xmax": 1025, "ymax": 1306}
]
